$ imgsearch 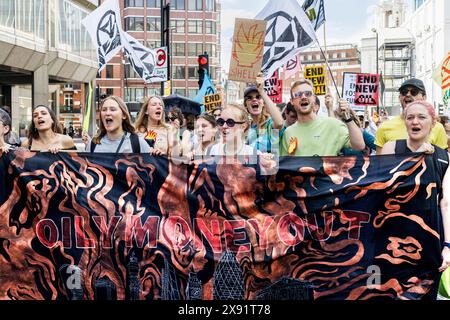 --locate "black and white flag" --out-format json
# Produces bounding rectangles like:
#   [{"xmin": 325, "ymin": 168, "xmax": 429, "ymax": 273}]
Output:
[
  {"xmin": 302, "ymin": 0, "xmax": 326, "ymax": 31},
  {"xmin": 82, "ymin": 0, "xmax": 122, "ymax": 72},
  {"xmin": 121, "ymin": 31, "xmax": 168, "ymax": 83},
  {"xmin": 255, "ymin": 0, "xmax": 318, "ymax": 78}
]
